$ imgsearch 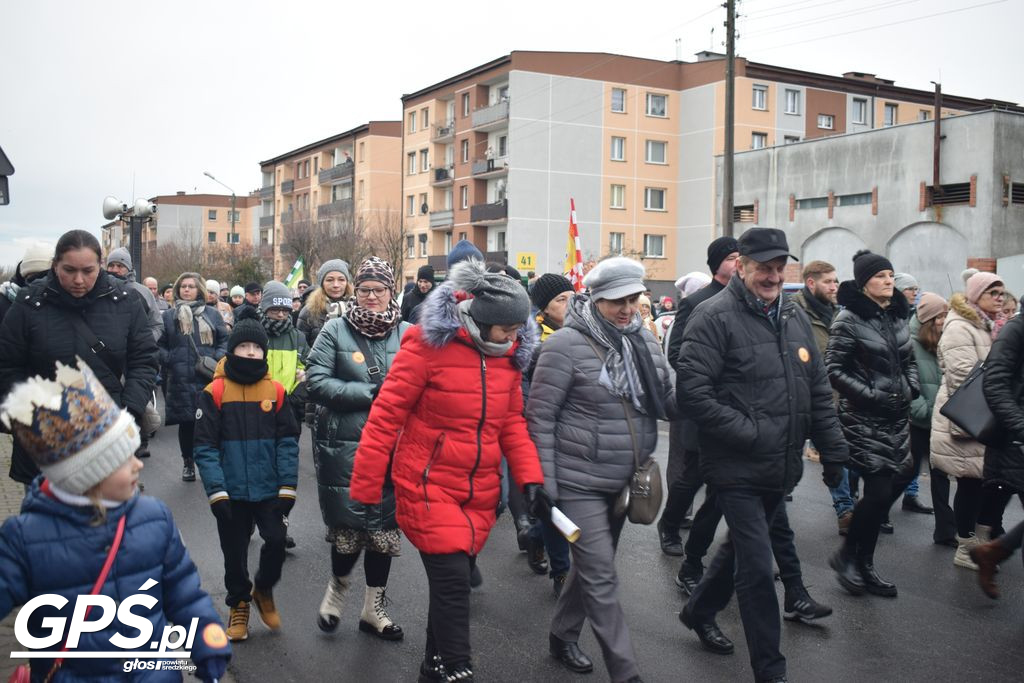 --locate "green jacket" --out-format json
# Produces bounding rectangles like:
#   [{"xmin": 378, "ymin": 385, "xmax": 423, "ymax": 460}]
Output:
[
  {"xmin": 267, "ymin": 326, "xmax": 309, "ymax": 394},
  {"xmin": 790, "ymin": 289, "xmax": 833, "ymax": 356},
  {"xmin": 909, "ymin": 314, "xmax": 942, "ymax": 430},
  {"xmin": 305, "ymin": 317, "xmax": 411, "ymax": 531}
]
